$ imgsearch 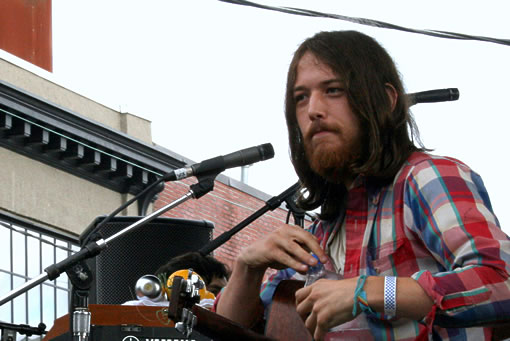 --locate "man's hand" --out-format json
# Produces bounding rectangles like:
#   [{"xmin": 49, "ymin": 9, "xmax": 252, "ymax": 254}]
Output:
[
  {"xmin": 239, "ymin": 223, "xmax": 328, "ymax": 273},
  {"xmin": 216, "ymin": 223, "xmax": 328, "ymax": 327},
  {"xmin": 295, "ymin": 277, "xmax": 360, "ymax": 341}
]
